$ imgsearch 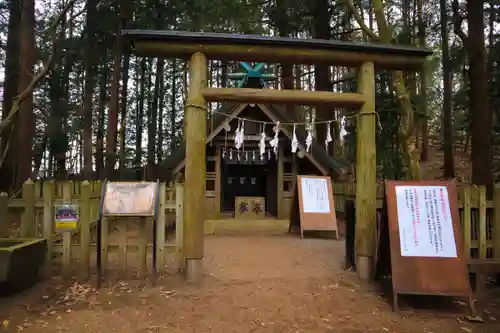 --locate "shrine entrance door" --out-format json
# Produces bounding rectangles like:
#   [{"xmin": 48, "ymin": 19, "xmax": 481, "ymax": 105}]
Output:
[{"xmin": 221, "ymin": 164, "xmax": 269, "ymax": 213}]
